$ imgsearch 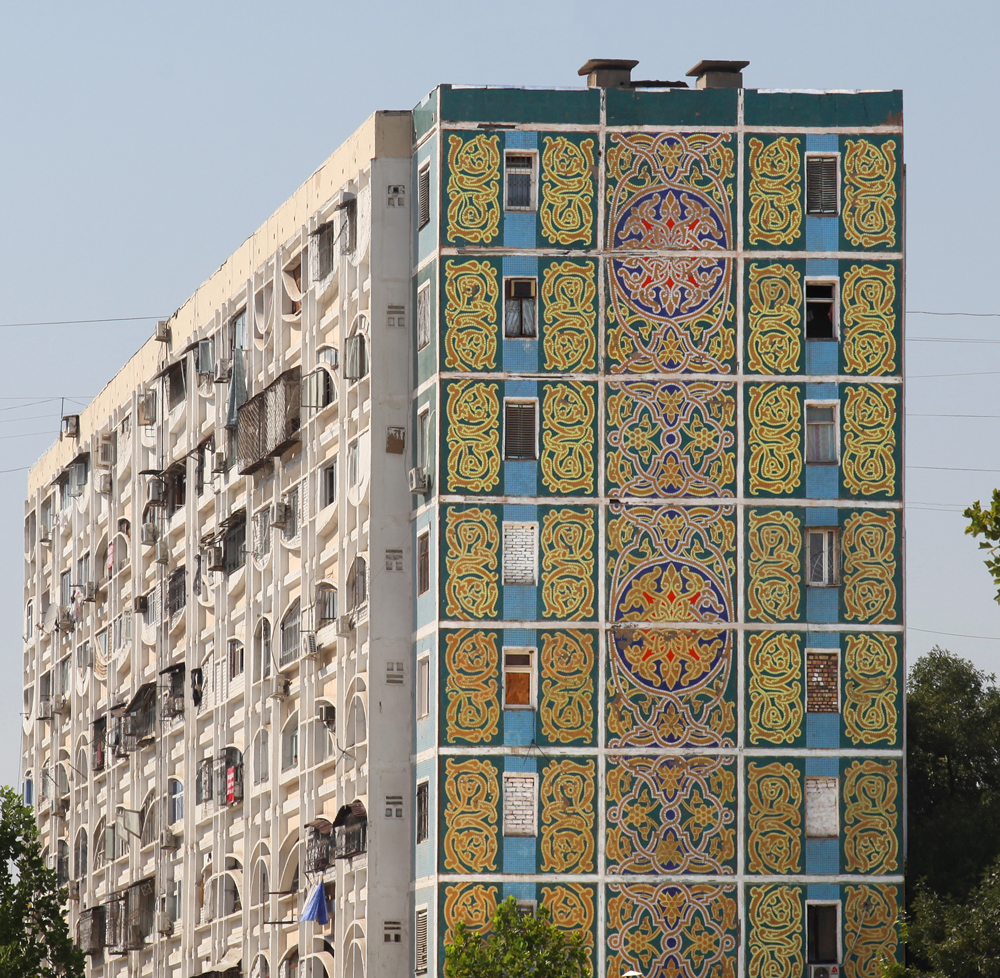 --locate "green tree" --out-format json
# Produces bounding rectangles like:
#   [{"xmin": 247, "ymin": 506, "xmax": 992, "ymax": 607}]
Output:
[
  {"xmin": 0, "ymin": 785, "xmax": 83, "ymax": 977},
  {"xmin": 964, "ymin": 489, "xmax": 1000, "ymax": 602},
  {"xmin": 445, "ymin": 897, "xmax": 591, "ymax": 978}
]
